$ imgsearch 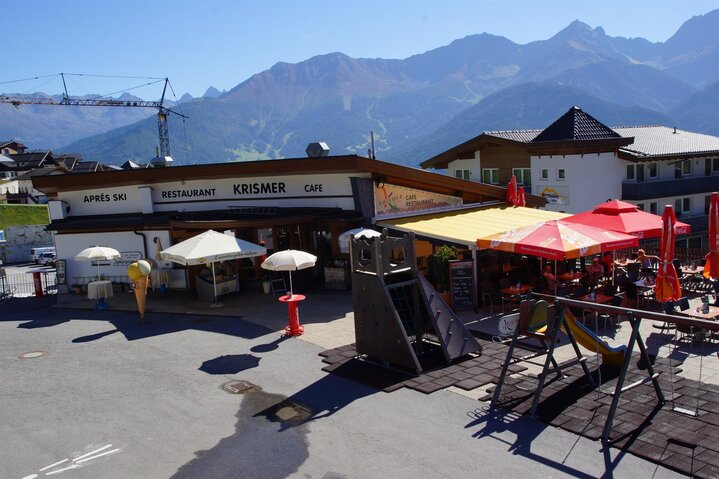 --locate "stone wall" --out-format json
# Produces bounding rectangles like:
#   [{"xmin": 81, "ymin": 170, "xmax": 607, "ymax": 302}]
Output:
[{"xmin": 0, "ymin": 225, "xmax": 53, "ymax": 264}]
